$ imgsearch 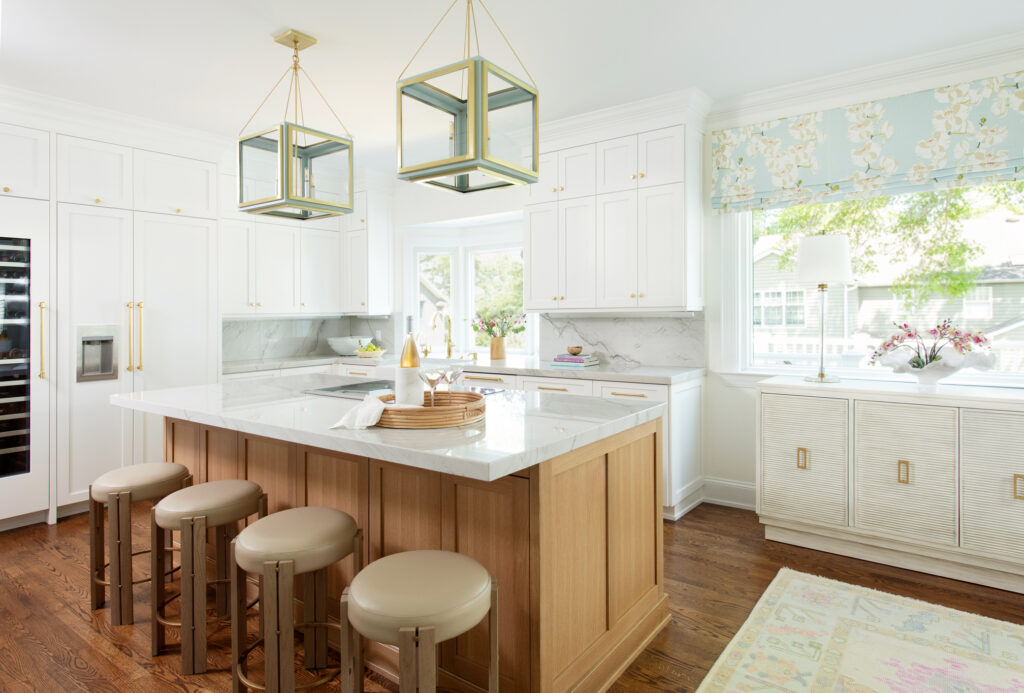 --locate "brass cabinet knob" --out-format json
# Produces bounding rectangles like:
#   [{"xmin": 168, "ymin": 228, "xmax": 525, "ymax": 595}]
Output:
[
  {"xmin": 550, "ymin": 187, "xmax": 557, "ymax": 192},
  {"xmin": 638, "ymin": 292, "xmax": 645, "ymax": 298},
  {"xmin": 360, "ymin": 218, "xmax": 365, "ymax": 223},
  {"xmin": 256, "ymin": 302, "xmax": 263, "ymax": 307},
  {"xmin": 360, "ymin": 301, "xmax": 366, "ymax": 306},
  {"xmin": 558, "ymin": 186, "xmax": 564, "ymax": 191},
  {"xmin": 249, "ymin": 302, "xmax": 255, "ymax": 307},
  {"xmin": 638, "ymin": 172, "xmax": 645, "ymax": 179},
  {"xmin": 551, "ymin": 295, "xmax": 557, "ymax": 301},
  {"xmin": 630, "ymin": 292, "xmax": 636, "ymax": 298},
  {"xmin": 2, "ymin": 187, "xmax": 8, "ymax": 193},
  {"xmin": 301, "ymin": 302, "xmax": 306, "ymax": 307},
  {"xmin": 559, "ymin": 295, "xmax": 565, "ymax": 300},
  {"xmin": 94, "ymin": 198, "xmax": 101, "ymax": 203},
  {"xmin": 630, "ymin": 174, "xmax": 636, "ymax": 180},
  {"xmin": 175, "ymin": 208, "xmax": 182, "ymax": 213}
]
